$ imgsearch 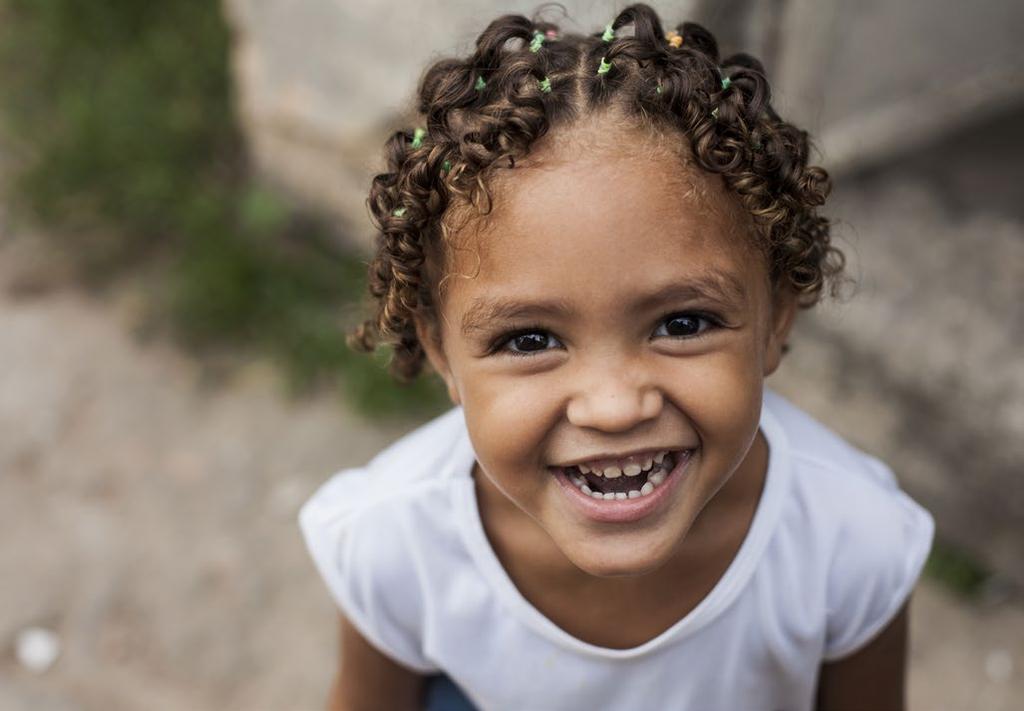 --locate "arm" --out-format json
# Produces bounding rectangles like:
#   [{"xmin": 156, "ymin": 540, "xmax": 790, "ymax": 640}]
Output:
[
  {"xmin": 327, "ymin": 612, "xmax": 425, "ymax": 711},
  {"xmin": 814, "ymin": 600, "xmax": 909, "ymax": 711}
]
